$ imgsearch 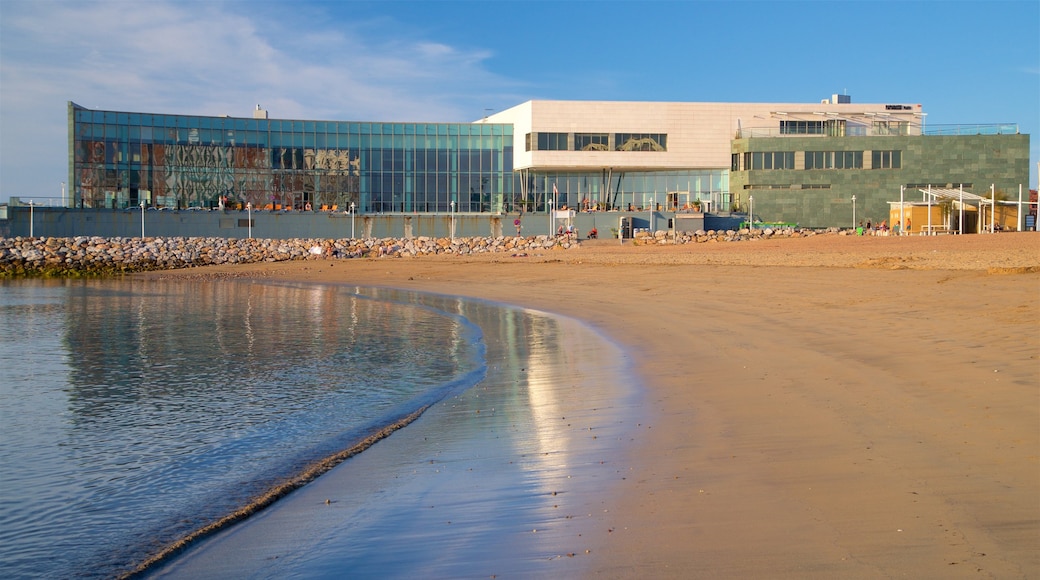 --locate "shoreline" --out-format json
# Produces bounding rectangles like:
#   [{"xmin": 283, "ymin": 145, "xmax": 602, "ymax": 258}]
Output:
[
  {"xmin": 124, "ymin": 404, "xmax": 430, "ymax": 578},
  {"xmin": 143, "ymin": 233, "xmax": 1040, "ymax": 578},
  {"xmin": 149, "ymin": 286, "xmax": 644, "ymax": 578}
]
